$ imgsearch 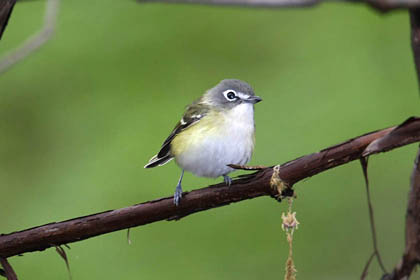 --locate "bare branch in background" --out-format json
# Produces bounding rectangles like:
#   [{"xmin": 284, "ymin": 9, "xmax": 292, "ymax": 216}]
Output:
[
  {"xmin": 0, "ymin": 0, "xmax": 60, "ymax": 75},
  {"xmin": 137, "ymin": 0, "xmax": 420, "ymax": 12},
  {"xmin": 387, "ymin": 147, "xmax": 420, "ymax": 279},
  {"xmin": 383, "ymin": 9, "xmax": 420, "ymax": 279},
  {"xmin": 0, "ymin": 118, "xmax": 419, "ymax": 259},
  {"xmin": 139, "ymin": 0, "xmax": 319, "ymax": 8},
  {"xmin": 410, "ymin": 8, "xmax": 420, "ymax": 91},
  {"xmin": 360, "ymin": 252, "xmax": 376, "ymax": 280},
  {"xmin": 0, "ymin": 0, "xmax": 16, "ymax": 40},
  {"xmin": 360, "ymin": 158, "xmax": 388, "ymax": 276}
]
